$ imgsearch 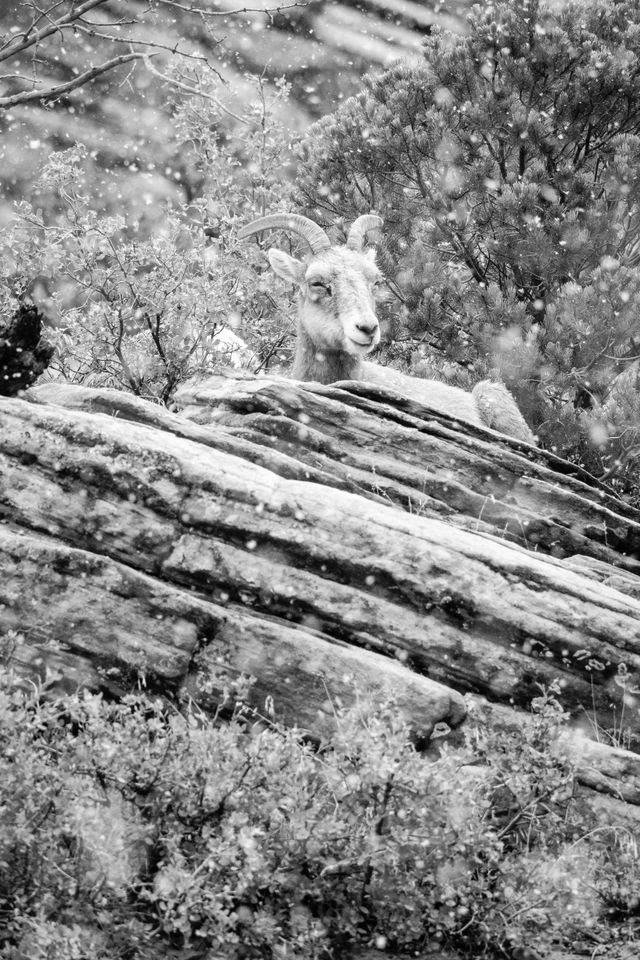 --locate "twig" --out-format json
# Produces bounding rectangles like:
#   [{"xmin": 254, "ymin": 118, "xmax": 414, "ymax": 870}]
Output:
[
  {"xmin": 153, "ymin": 0, "xmax": 309, "ymax": 16},
  {"xmin": 0, "ymin": 0, "xmax": 108, "ymax": 63},
  {"xmin": 0, "ymin": 52, "xmax": 144, "ymax": 108},
  {"xmin": 144, "ymin": 56, "xmax": 242, "ymax": 120}
]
